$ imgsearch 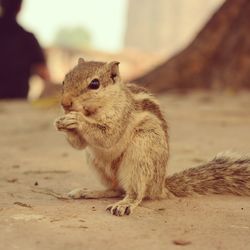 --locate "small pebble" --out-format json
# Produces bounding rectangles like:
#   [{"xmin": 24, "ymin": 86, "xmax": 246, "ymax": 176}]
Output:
[
  {"xmin": 173, "ymin": 239, "xmax": 191, "ymax": 246},
  {"xmin": 12, "ymin": 164, "xmax": 20, "ymax": 169},
  {"xmin": 158, "ymin": 208, "xmax": 165, "ymax": 211},
  {"xmin": 7, "ymin": 178, "xmax": 18, "ymax": 183},
  {"xmin": 61, "ymin": 152, "xmax": 69, "ymax": 158}
]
